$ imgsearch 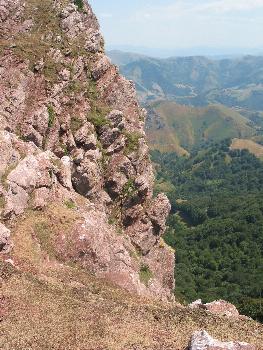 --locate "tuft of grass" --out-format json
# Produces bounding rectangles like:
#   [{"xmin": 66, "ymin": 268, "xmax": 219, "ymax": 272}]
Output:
[
  {"xmin": 70, "ymin": 116, "xmax": 83, "ymax": 133},
  {"xmin": 67, "ymin": 80, "xmax": 84, "ymax": 94},
  {"xmin": 87, "ymin": 97, "xmax": 111, "ymax": 128},
  {"xmin": 34, "ymin": 220, "xmax": 55, "ymax": 258},
  {"xmin": 64, "ymin": 199, "xmax": 77, "ymax": 210},
  {"xmin": 123, "ymin": 131, "xmax": 141, "ymax": 155},
  {"xmin": 88, "ymin": 108, "xmax": 109, "ymax": 129},
  {"xmin": 0, "ymin": 195, "xmax": 5, "ymax": 209},
  {"xmin": 139, "ymin": 264, "xmax": 153, "ymax": 286},
  {"xmin": 90, "ymin": 113, "xmax": 108, "ymax": 128},
  {"xmin": 47, "ymin": 105, "xmax": 56, "ymax": 128},
  {"xmin": 60, "ymin": 143, "xmax": 69, "ymax": 156},
  {"xmin": 43, "ymin": 57, "xmax": 63, "ymax": 84}
]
